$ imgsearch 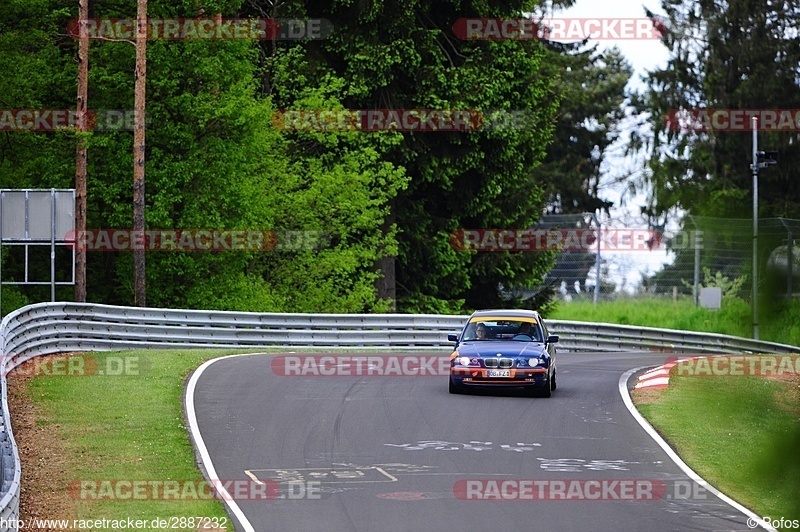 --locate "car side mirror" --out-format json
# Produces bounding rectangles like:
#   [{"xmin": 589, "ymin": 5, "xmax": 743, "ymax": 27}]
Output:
[
  {"xmin": 448, "ymin": 334, "xmax": 459, "ymax": 343},
  {"xmin": 547, "ymin": 335, "xmax": 559, "ymax": 344}
]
